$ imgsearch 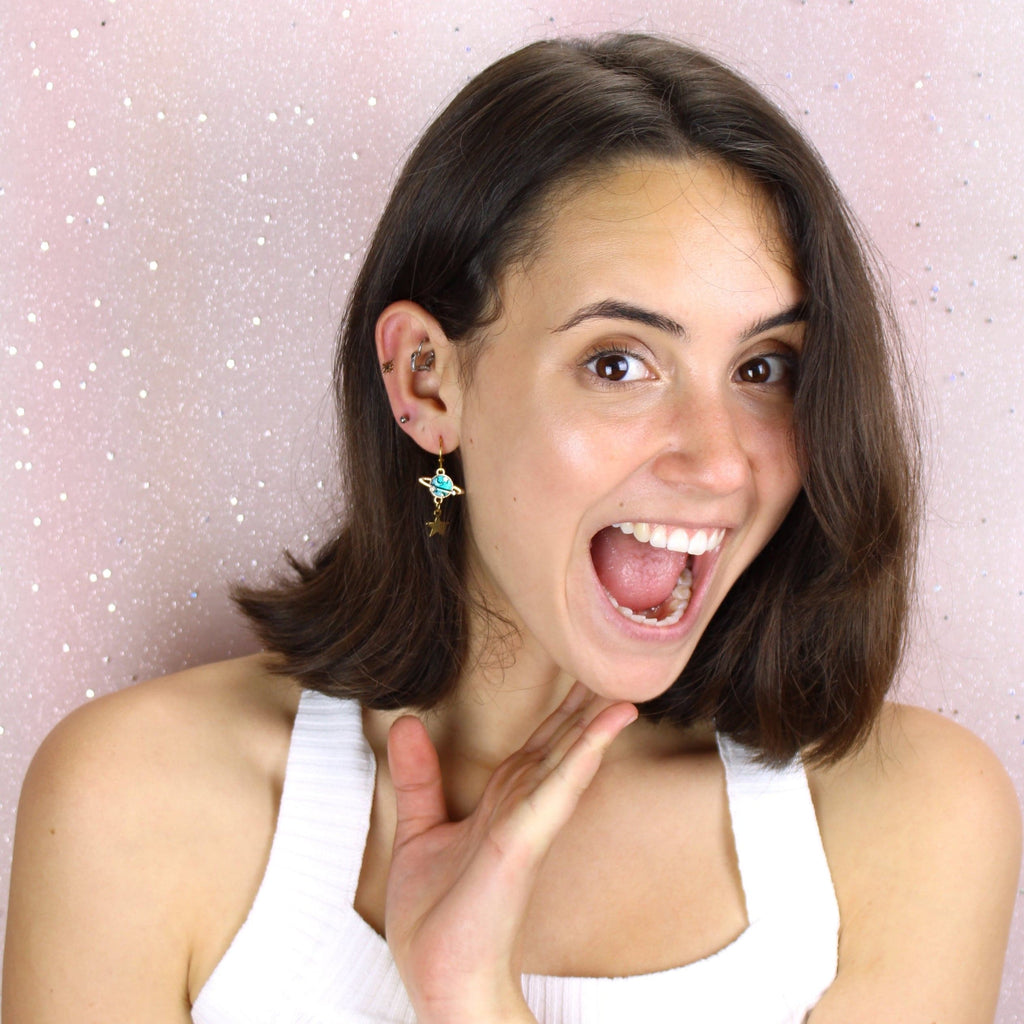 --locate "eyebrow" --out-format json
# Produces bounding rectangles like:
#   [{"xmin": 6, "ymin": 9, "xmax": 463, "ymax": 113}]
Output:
[
  {"xmin": 738, "ymin": 303, "xmax": 807, "ymax": 342},
  {"xmin": 553, "ymin": 300, "xmax": 685, "ymax": 337},
  {"xmin": 551, "ymin": 299, "xmax": 806, "ymax": 341}
]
